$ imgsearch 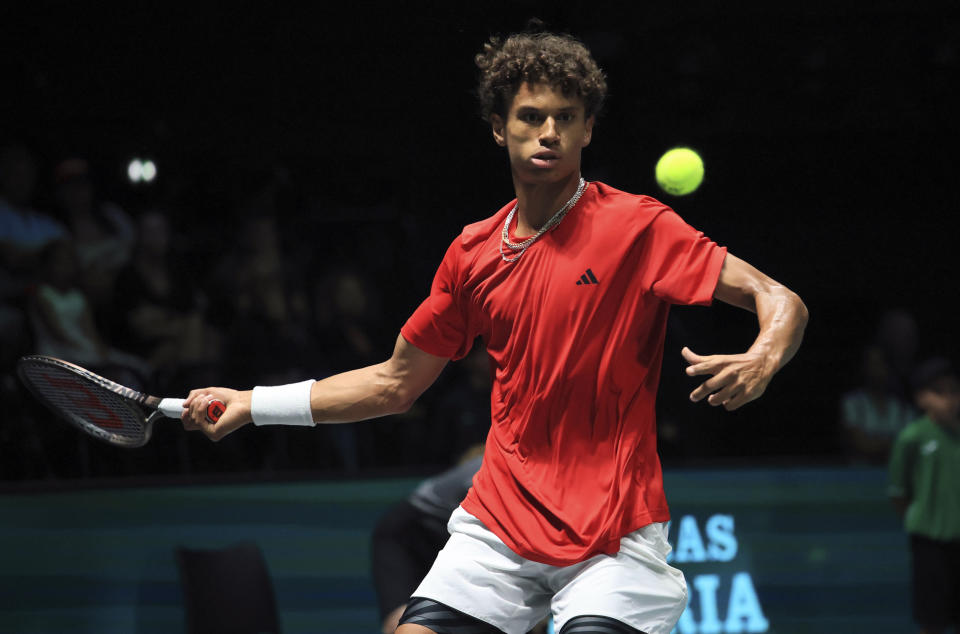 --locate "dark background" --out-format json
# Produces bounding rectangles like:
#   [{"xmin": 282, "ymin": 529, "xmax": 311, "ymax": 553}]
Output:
[{"xmin": 2, "ymin": 1, "xmax": 958, "ymax": 480}]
